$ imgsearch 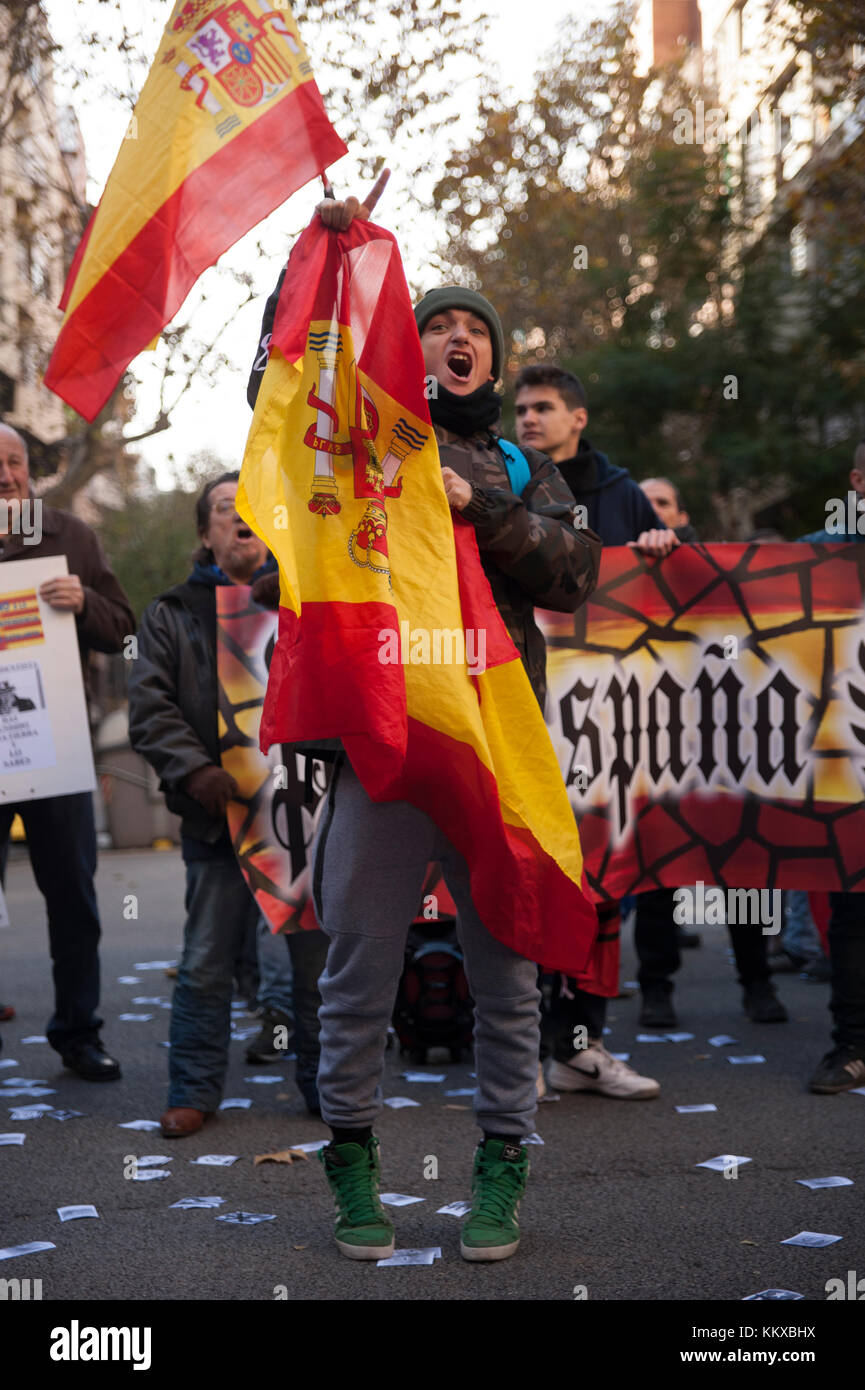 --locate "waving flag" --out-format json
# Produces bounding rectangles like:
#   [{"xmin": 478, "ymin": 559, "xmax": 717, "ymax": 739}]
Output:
[
  {"xmin": 45, "ymin": 0, "xmax": 347, "ymax": 422},
  {"xmin": 237, "ymin": 217, "xmax": 598, "ymax": 974}
]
